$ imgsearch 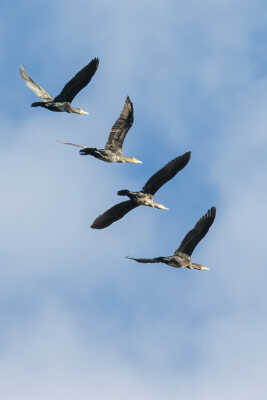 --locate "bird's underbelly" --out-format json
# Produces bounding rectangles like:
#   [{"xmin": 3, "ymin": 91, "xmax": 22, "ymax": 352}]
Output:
[
  {"xmin": 44, "ymin": 102, "xmax": 66, "ymax": 112},
  {"xmin": 94, "ymin": 150, "xmax": 120, "ymax": 162},
  {"xmin": 134, "ymin": 193, "xmax": 154, "ymax": 206},
  {"xmin": 167, "ymin": 260, "xmax": 183, "ymax": 268},
  {"xmin": 167, "ymin": 255, "xmax": 189, "ymax": 268}
]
